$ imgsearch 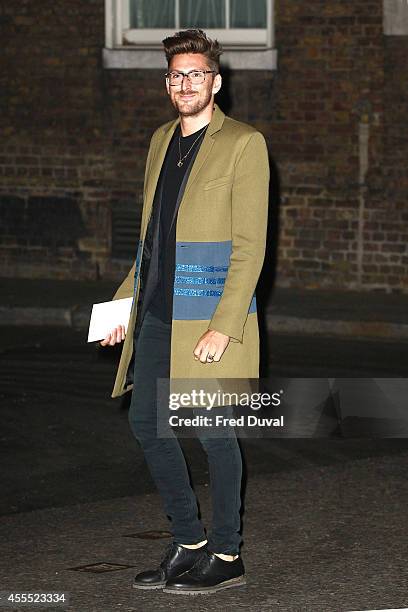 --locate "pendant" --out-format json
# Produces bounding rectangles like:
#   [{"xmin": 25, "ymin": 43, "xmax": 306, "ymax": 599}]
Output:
[{"xmin": 177, "ymin": 160, "xmax": 184, "ymax": 167}]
